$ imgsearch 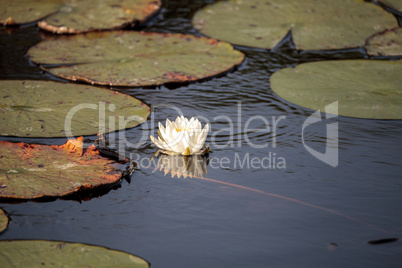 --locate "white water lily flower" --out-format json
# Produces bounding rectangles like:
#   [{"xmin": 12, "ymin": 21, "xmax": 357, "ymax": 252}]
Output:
[{"xmin": 150, "ymin": 116, "xmax": 209, "ymax": 155}]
